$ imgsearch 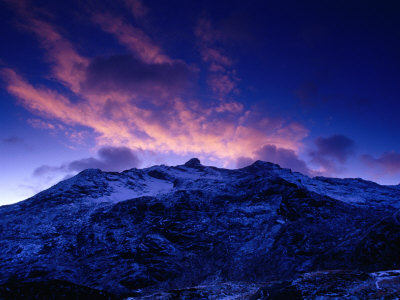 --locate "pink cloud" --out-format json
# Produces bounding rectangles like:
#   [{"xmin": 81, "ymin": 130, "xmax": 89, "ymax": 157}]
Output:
[
  {"xmin": 27, "ymin": 118, "xmax": 56, "ymax": 130},
  {"xmin": 1, "ymin": 2, "xmax": 310, "ymax": 167},
  {"xmin": 27, "ymin": 21, "xmax": 88, "ymax": 93},
  {"xmin": 208, "ymin": 74, "xmax": 238, "ymax": 99},
  {"xmin": 2, "ymin": 67, "xmax": 307, "ymax": 164},
  {"xmin": 215, "ymin": 101, "xmax": 243, "ymax": 113}
]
